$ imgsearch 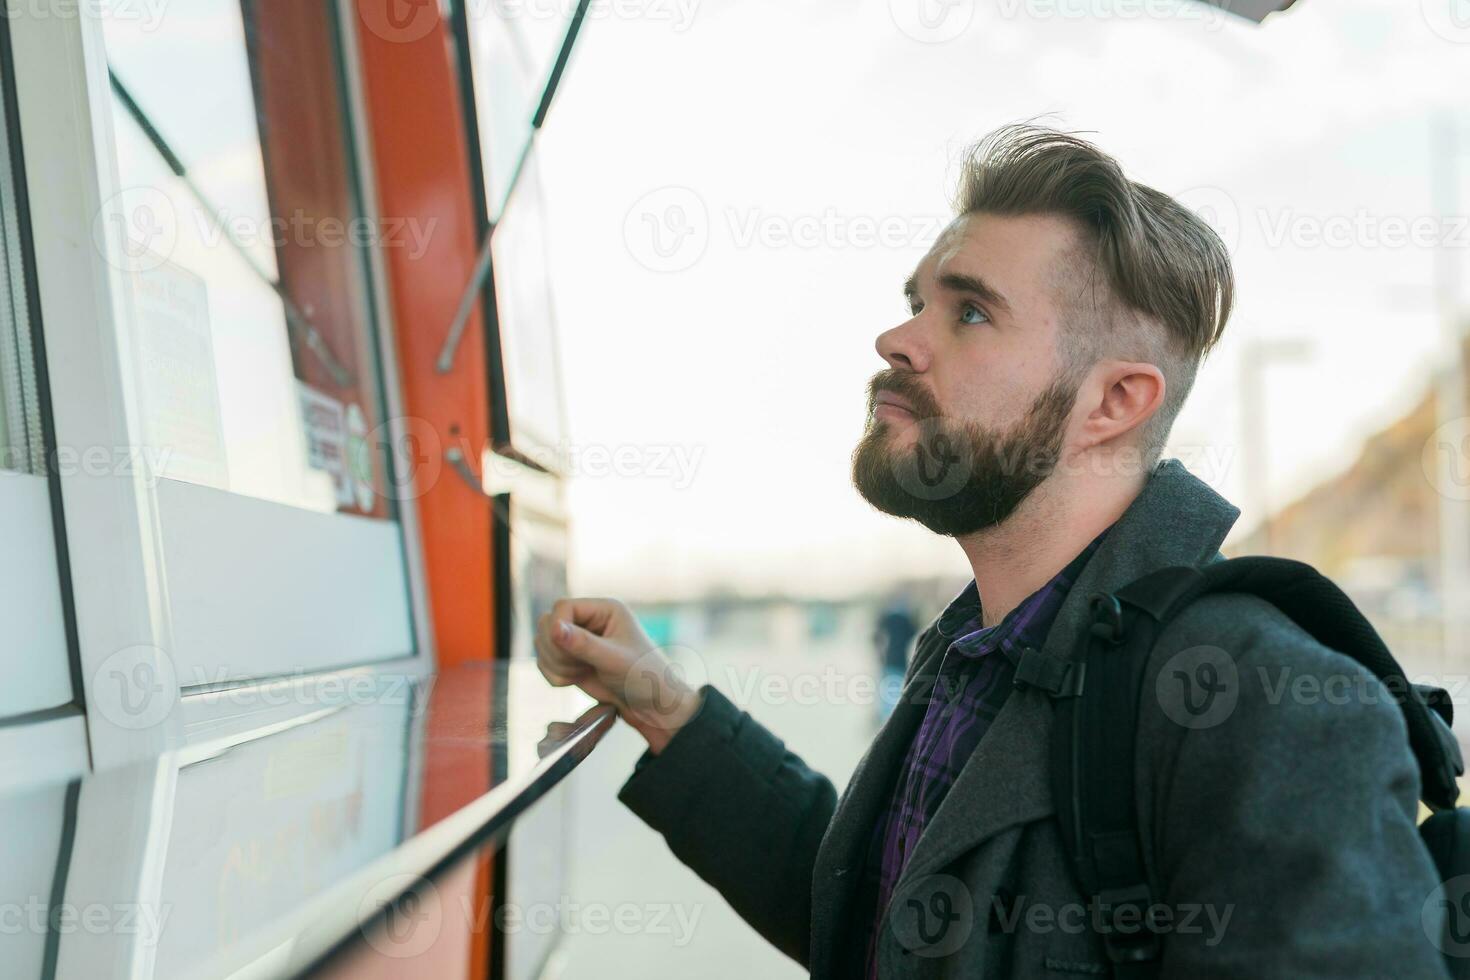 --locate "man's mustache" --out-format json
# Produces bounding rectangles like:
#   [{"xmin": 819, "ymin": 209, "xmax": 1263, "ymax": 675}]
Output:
[{"xmin": 867, "ymin": 369, "xmax": 943, "ymax": 421}]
